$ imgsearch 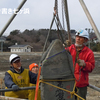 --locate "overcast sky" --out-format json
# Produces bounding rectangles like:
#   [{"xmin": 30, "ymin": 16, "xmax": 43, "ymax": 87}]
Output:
[{"xmin": 0, "ymin": 0, "xmax": 100, "ymax": 36}]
